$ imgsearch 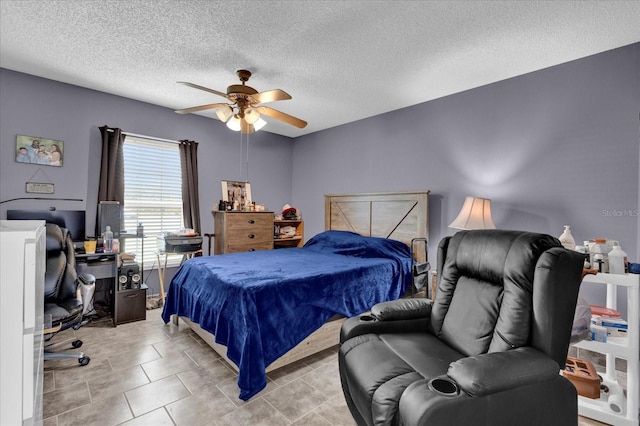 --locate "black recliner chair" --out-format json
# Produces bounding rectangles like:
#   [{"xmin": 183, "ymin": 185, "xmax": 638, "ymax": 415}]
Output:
[
  {"xmin": 339, "ymin": 230, "xmax": 584, "ymax": 426},
  {"xmin": 44, "ymin": 223, "xmax": 91, "ymax": 366}
]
